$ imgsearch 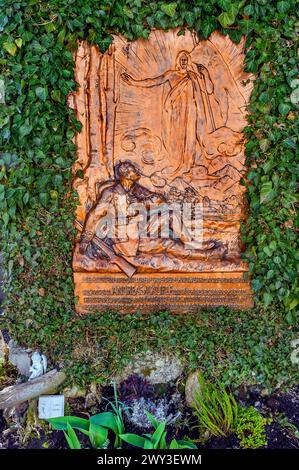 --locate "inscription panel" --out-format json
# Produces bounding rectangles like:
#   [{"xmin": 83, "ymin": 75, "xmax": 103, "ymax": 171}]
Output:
[
  {"xmin": 74, "ymin": 273, "xmax": 253, "ymax": 313},
  {"xmin": 70, "ymin": 29, "xmax": 254, "ymax": 313}
]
